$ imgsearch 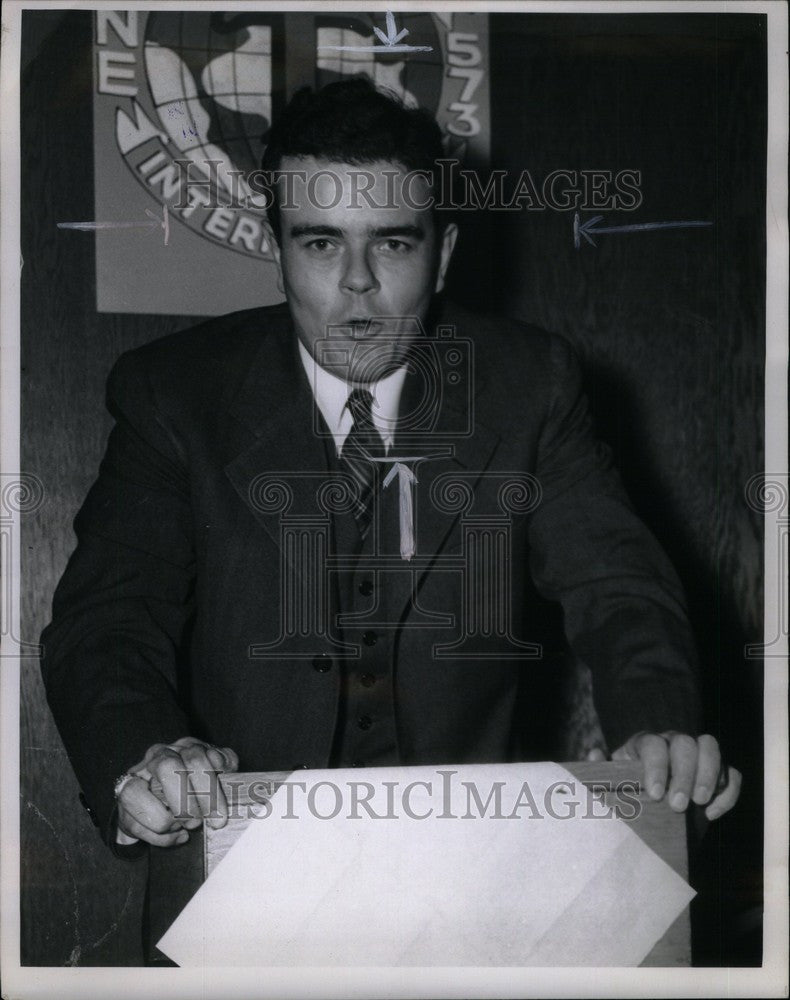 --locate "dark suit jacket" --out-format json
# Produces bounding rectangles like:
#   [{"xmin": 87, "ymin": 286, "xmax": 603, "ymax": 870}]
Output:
[{"xmin": 40, "ymin": 300, "xmax": 701, "ymax": 845}]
